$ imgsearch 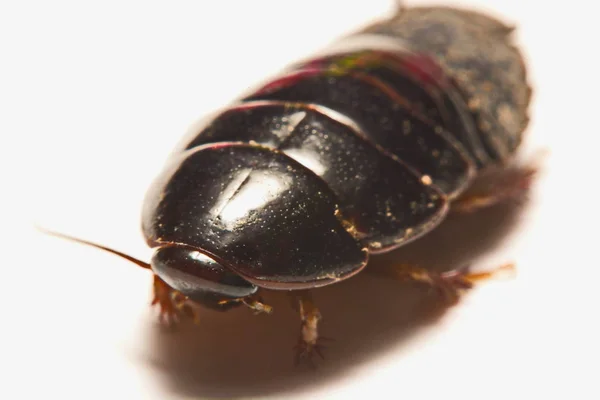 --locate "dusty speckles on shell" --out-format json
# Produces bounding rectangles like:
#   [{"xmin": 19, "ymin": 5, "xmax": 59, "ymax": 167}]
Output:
[
  {"xmin": 362, "ymin": 6, "xmax": 532, "ymax": 164},
  {"xmin": 139, "ymin": 4, "xmax": 530, "ymax": 304}
]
